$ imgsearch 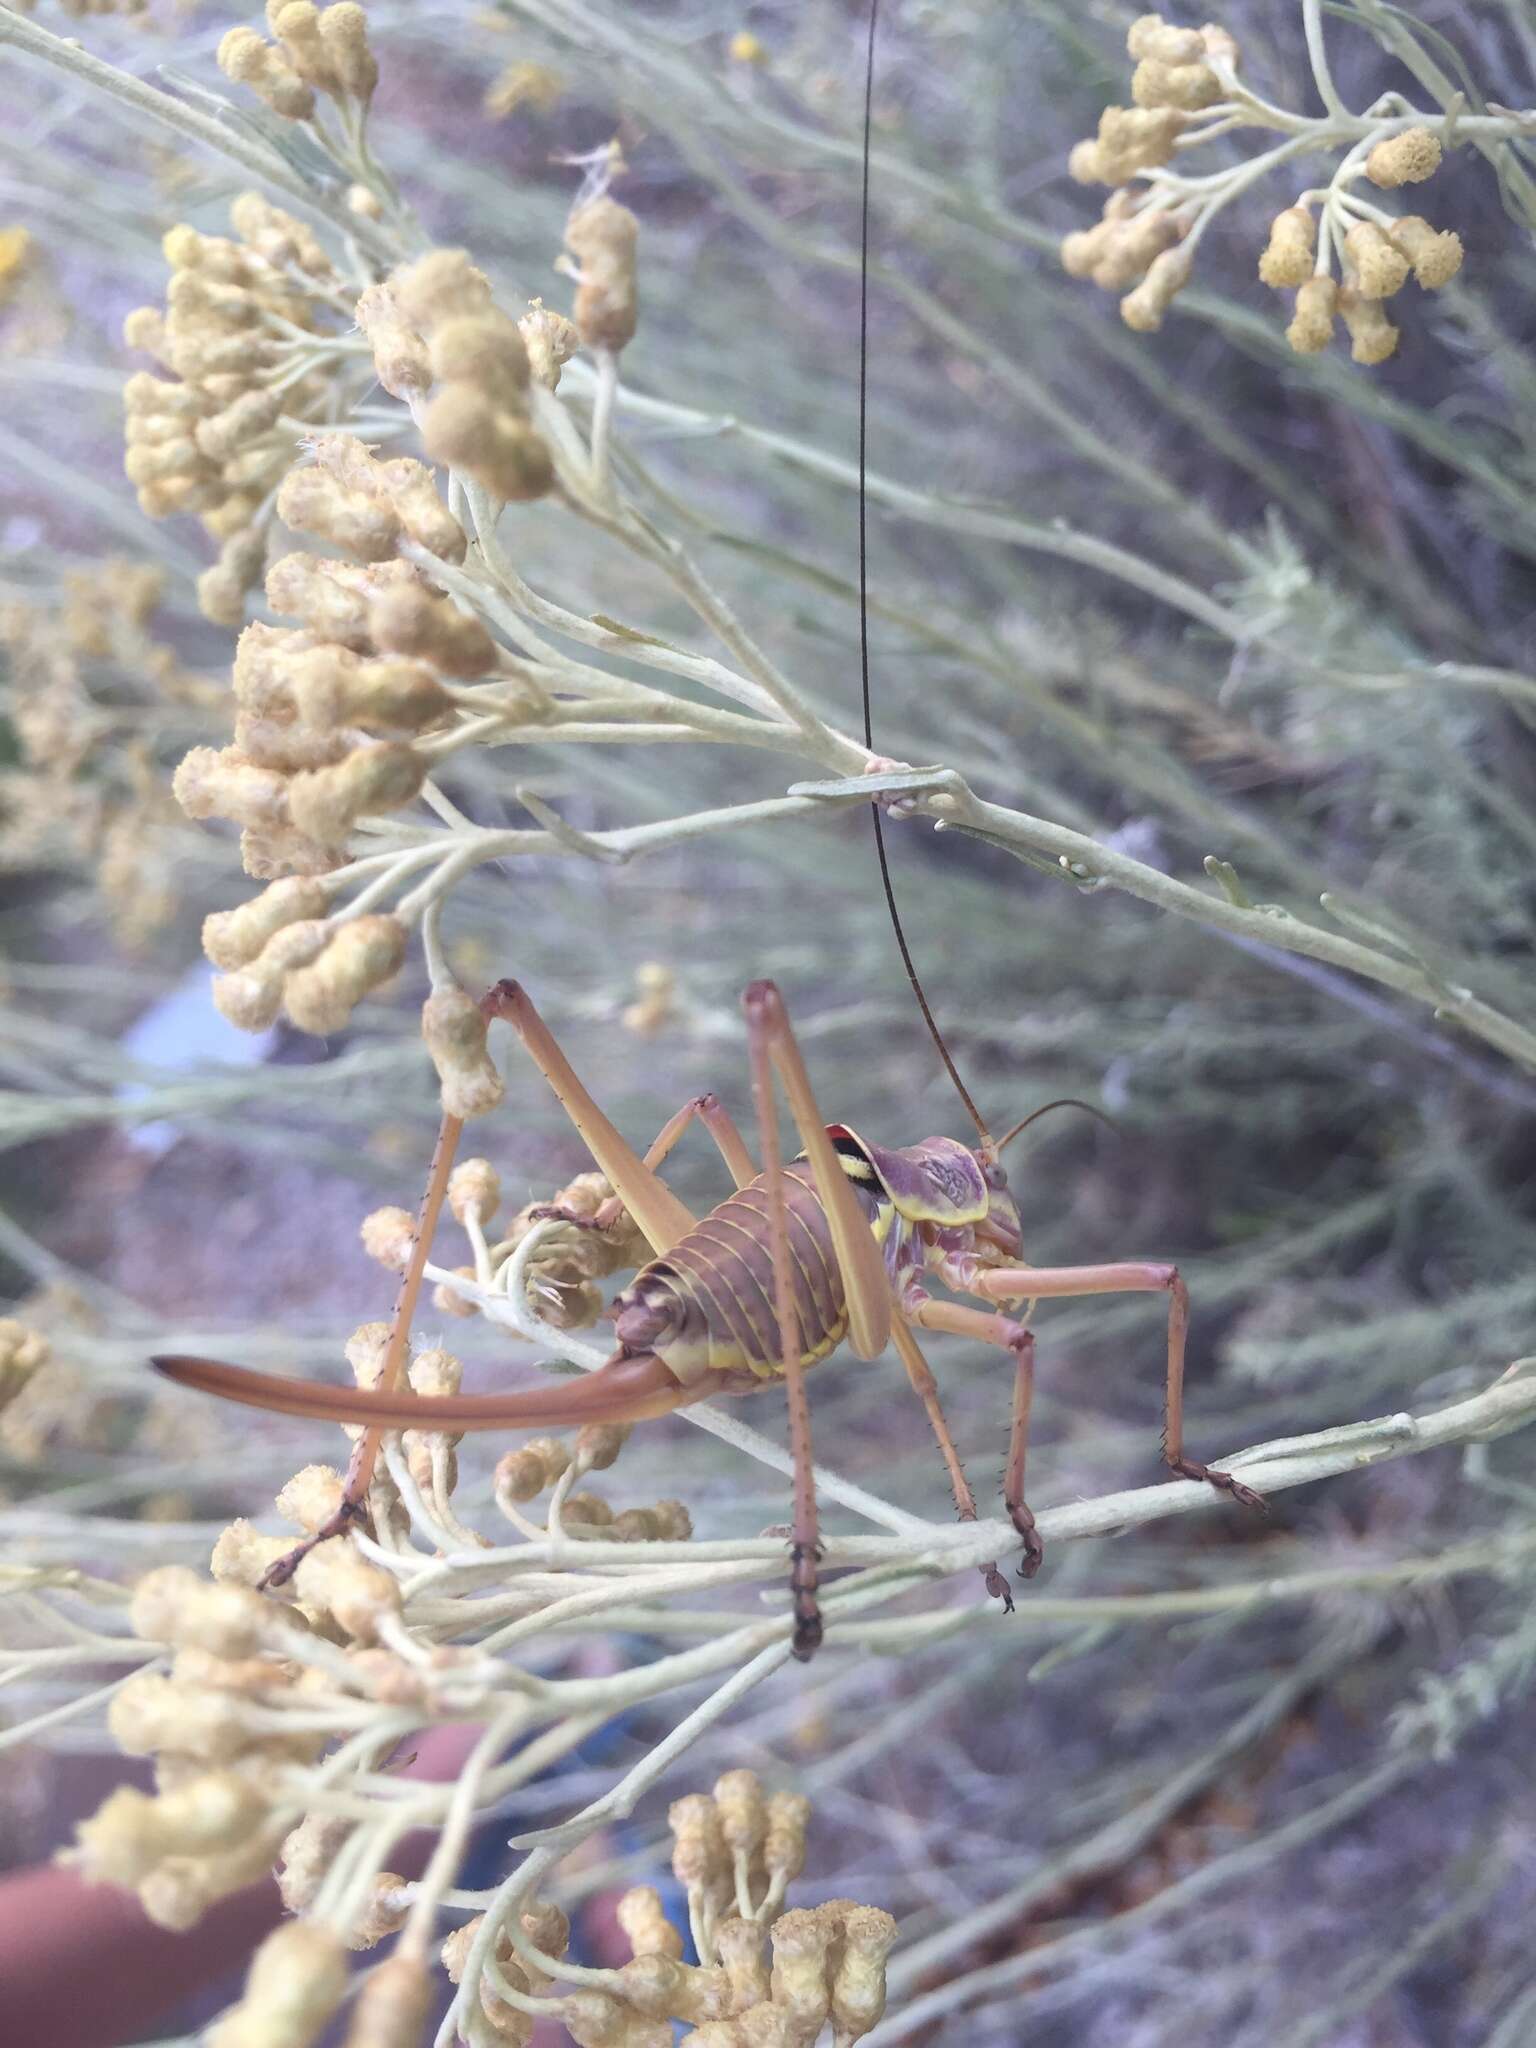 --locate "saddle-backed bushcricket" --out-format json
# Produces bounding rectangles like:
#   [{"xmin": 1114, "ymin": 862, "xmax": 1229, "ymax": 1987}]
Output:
[{"xmin": 153, "ymin": 1, "xmax": 1265, "ymax": 1659}]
